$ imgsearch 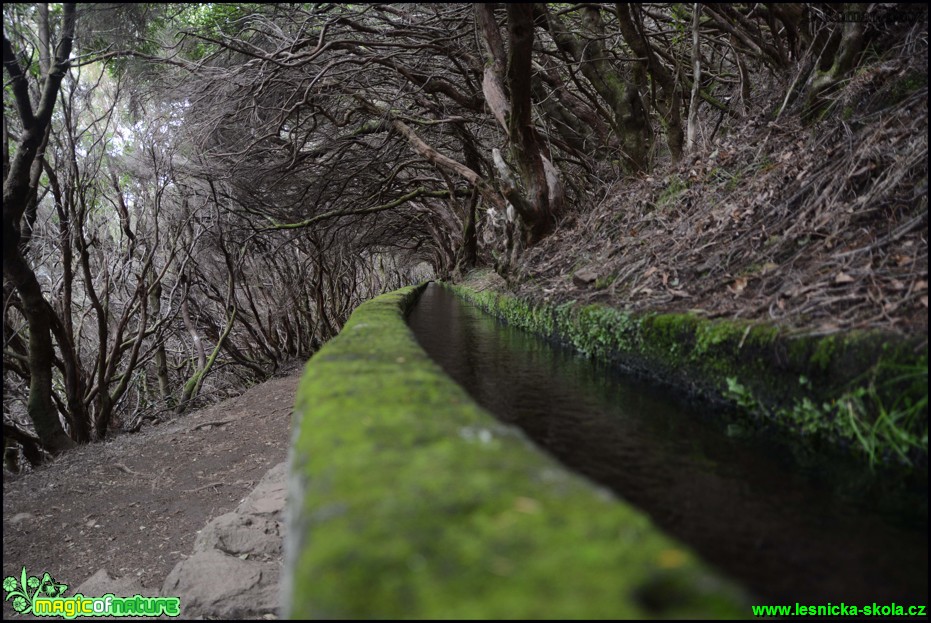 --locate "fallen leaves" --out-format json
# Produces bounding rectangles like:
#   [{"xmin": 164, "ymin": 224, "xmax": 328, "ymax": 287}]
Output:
[
  {"xmin": 516, "ymin": 88, "xmax": 928, "ymax": 333},
  {"xmin": 728, "ymin": 277, "xmax": 748, "ymax": 296}
]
